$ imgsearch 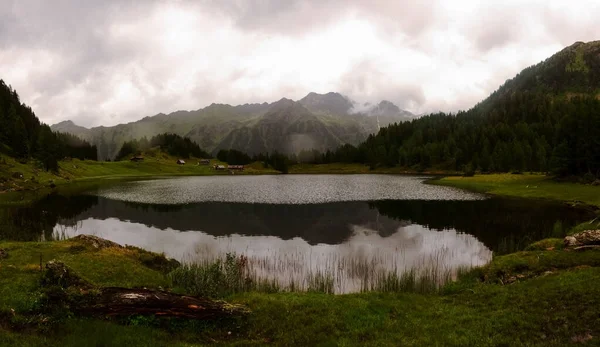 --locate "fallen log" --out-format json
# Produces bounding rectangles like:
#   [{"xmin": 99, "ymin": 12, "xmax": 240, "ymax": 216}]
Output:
[
  {"xmin": 76, "ymin": 287, "xmax": 248, "ymax": 320},
  {"xmin": 573, "ymin": 245, "xmax": 600, "ymax": 251}
]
